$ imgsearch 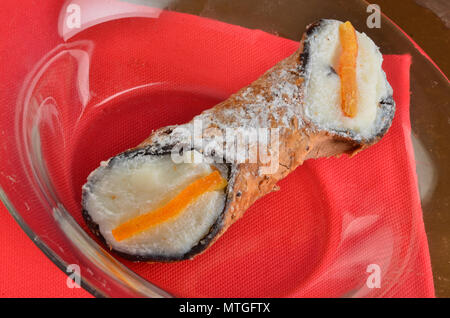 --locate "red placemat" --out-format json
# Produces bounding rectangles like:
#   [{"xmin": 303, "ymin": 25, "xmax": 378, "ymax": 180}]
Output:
[
  {"xmin": 0, "ymin": 205, "xmax": 92, "ymax": 298},
  {"xmin": 65, "ymin": 11, "xmax": 432, "ymax": 297},
  {"xmin": 0, "ymin": 8, "xmax": 434, "ymax": 298}
]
